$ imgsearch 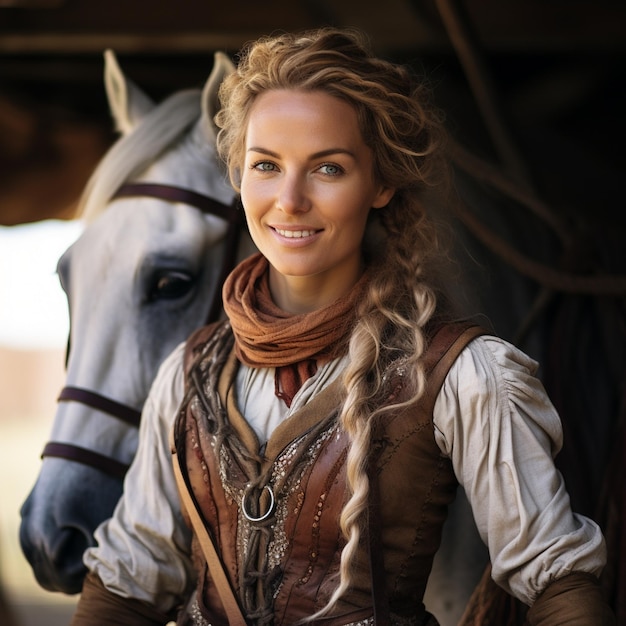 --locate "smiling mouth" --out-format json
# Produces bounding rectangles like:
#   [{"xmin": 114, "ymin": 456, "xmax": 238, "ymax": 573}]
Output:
[{"xmin": 274, "ymin": 228, "xmax": 318, "ymax": 238}]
